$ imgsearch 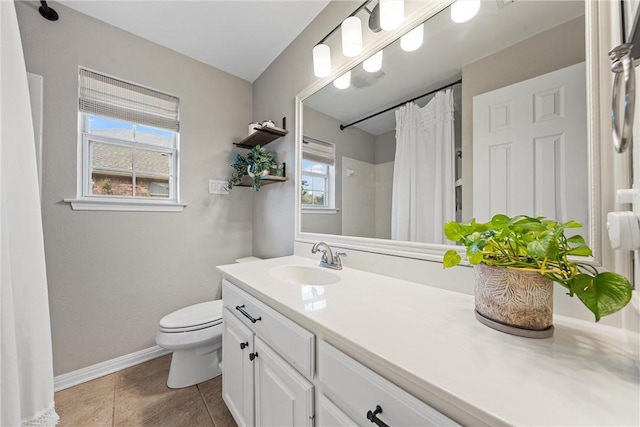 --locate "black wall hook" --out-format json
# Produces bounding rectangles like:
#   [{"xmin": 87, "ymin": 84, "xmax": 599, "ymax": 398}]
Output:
[{"xmin": 39, "ymin": 1, "xmax": 59, "ymax": 21}]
